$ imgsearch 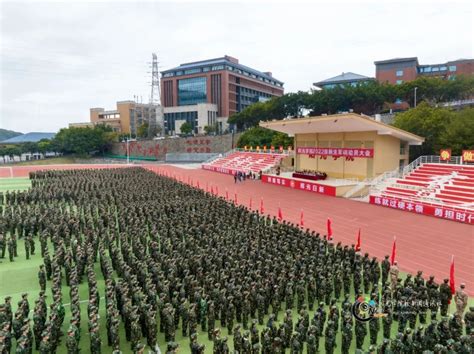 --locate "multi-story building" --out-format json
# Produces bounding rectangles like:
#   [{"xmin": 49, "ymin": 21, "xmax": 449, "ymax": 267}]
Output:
[
  {"xmin": 70, "ymin": 101, "xmax": 163, "ymax": 135},
  {"xmin": 161, "ymin": 55, "xmax": 284, "ymax": 132},
  {"xmin": 374, "ymin": 57, "xmax": 474, "ymax": 85},
  {"xmin": 163, "ymin": 103, "xmax": 218, "ymax": 135},
  {"xmin": 313, "ymin": 72, "xmax": 374, "ymax": 89}
]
